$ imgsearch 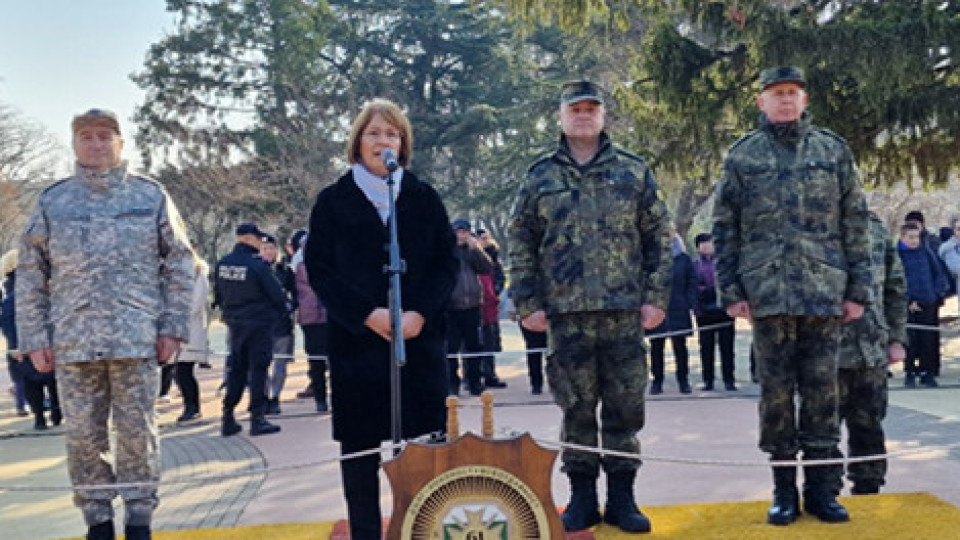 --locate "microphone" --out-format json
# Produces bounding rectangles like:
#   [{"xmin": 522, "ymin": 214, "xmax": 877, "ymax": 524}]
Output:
[{"xmin": 381, "ymin": 149, "xmax": 399, "ymax": 173}]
